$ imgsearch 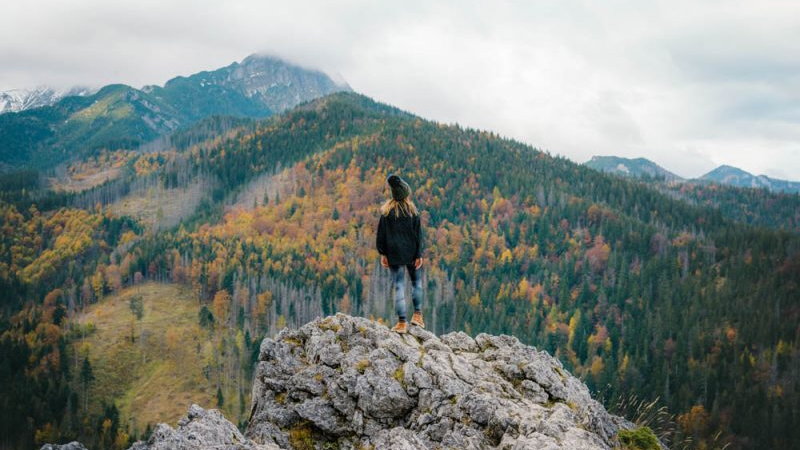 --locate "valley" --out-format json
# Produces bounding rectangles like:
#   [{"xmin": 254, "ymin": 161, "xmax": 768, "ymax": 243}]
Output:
[{"xmin": 0, "ymin": 66, "xmax": 797, "ymax": 450}]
